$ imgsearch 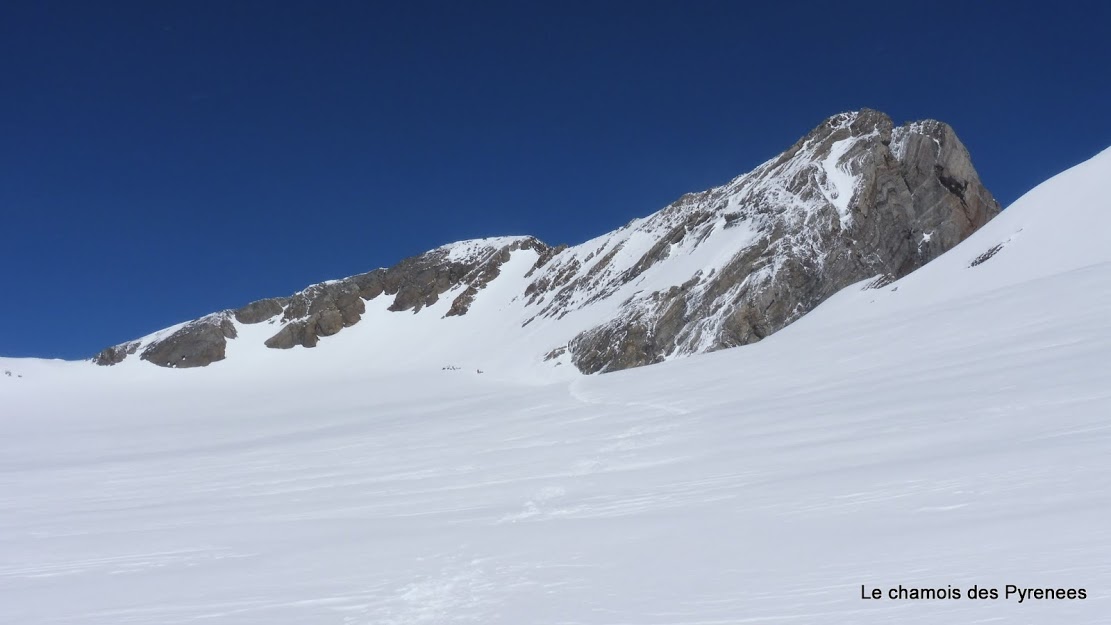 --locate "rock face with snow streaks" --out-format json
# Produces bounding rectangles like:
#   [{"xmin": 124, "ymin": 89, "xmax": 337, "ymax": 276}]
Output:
[
  {"xmin": 92, "ymin": 109, "xmax": 999, "ymax": 373},
  {"xmin": 554, "ymin": 109, "xmax": 1000, "ymax": 371},
  {"xmin": 262, "ymin": 236, "xmax": 548, "ymax": 350}
]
